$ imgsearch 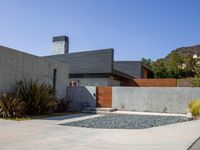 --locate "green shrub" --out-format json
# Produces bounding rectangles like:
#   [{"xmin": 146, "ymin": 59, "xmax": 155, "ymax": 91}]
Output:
[
  {"xmin": 17, "ymin": 80, "xmax": 57, "ymax": 115},
  {"xmin": 54, "ymin": 97, "xmax": 73, "ymax": 113},
  {"xmin": 189, "ymin": 100, "xmax": 200, "ymax": 117},
  {"xmin": 192, "ymin": 67, "xmax": 200, "ymax": 87},
  {"xmin": 0, "ymin": 79, "xmax": 65, "ymax": 118},
  {"xmin": 0, "ymin": 93, "xmax": 26, "ymax": 118}
]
